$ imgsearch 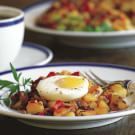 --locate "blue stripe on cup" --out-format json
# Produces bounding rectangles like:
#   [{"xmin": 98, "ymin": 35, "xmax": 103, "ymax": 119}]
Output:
[{"xmin": 0, "ymin": 17, "xmax": 24, "ymax": 27}]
